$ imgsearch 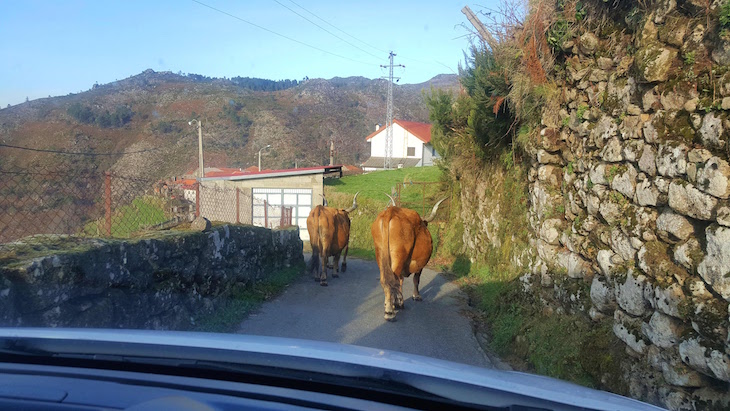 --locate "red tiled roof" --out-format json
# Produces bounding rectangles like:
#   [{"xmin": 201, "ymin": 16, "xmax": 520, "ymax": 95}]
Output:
[
  {"xmin": 184, "ymin": 167, "xmax": 248, "ymax": 178},
  {"xmin": 201, "ymin": 165, "xmax": 342, "ymax": 179},
  {"xmin": 365, "ymin": 119, "xmax": 432, "ymax": 144}
]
